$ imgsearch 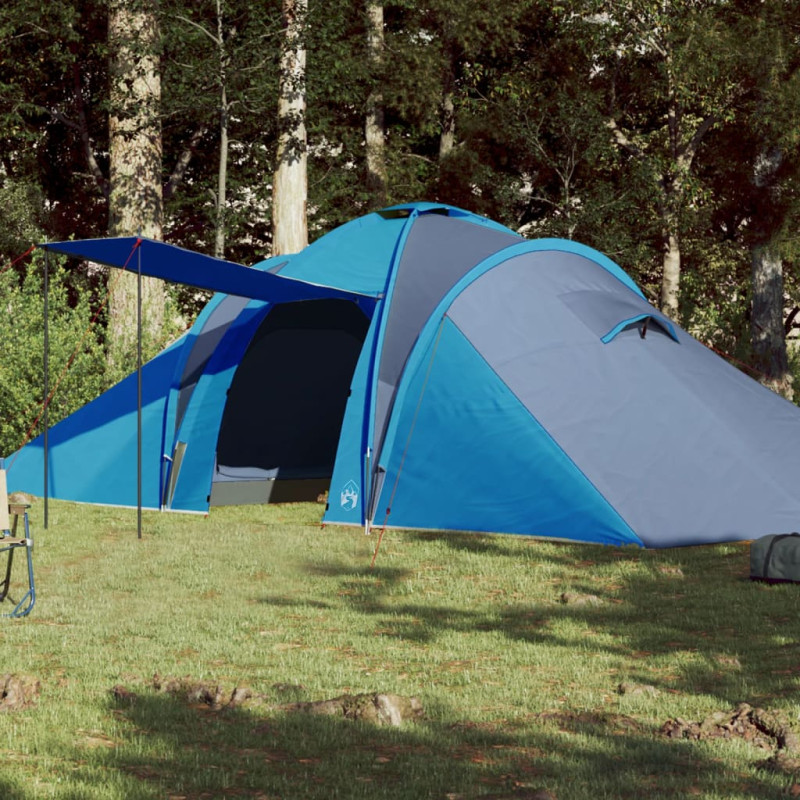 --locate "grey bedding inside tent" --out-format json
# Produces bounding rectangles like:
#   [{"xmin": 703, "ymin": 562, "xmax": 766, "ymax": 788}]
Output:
[{"xmin": 211, "ymin": 299, "xmax": 369, "ymax": 505}]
